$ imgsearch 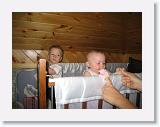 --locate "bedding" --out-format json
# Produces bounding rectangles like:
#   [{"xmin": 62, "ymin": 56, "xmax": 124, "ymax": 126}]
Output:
[
  {"xmin": 14, "ymin": 62, "xmax": 141, "ymax": 109},
  {"xmin": 58, "ymin": 63, "xmax": 128, "ymax": 77},
  {"xmin": 49, "ymin": 73, "xmax": 138, "ymax": 109}
]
